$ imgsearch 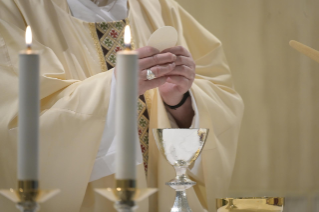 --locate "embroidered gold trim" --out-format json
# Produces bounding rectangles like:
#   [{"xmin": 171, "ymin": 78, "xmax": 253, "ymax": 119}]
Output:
[
  {"xmin": 144, "ymin": 90, "xmax": 153, "ymax": 115},
  {"xmin": 88, "ymin": 23, "xmax": 108, "ymax": 72}
]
